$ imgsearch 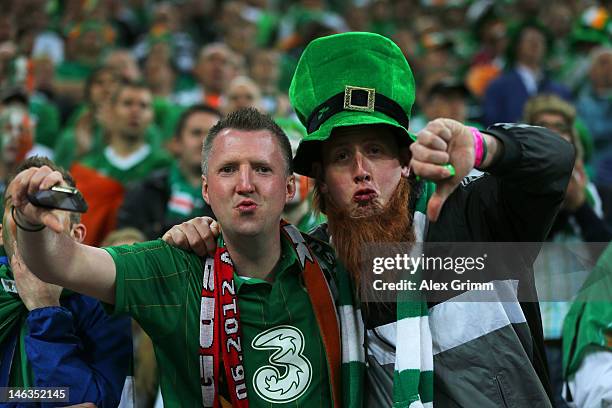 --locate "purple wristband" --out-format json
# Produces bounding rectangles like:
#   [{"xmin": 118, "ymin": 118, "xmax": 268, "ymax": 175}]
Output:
[{"xmin": 470, "ymin": 127, "xmax": 485, "ymax": 168}]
